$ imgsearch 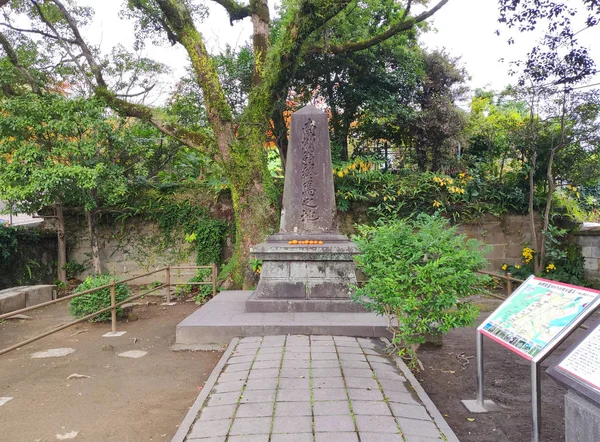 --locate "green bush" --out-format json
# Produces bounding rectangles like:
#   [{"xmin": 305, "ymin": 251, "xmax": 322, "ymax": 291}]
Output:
[
  {"xmin": 353, "ymin": 214, "xmax": 491, "ymax": 369},
  {"xmin": 69, "ymin": 274, "xmax": 131, "ymax": 322}
]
